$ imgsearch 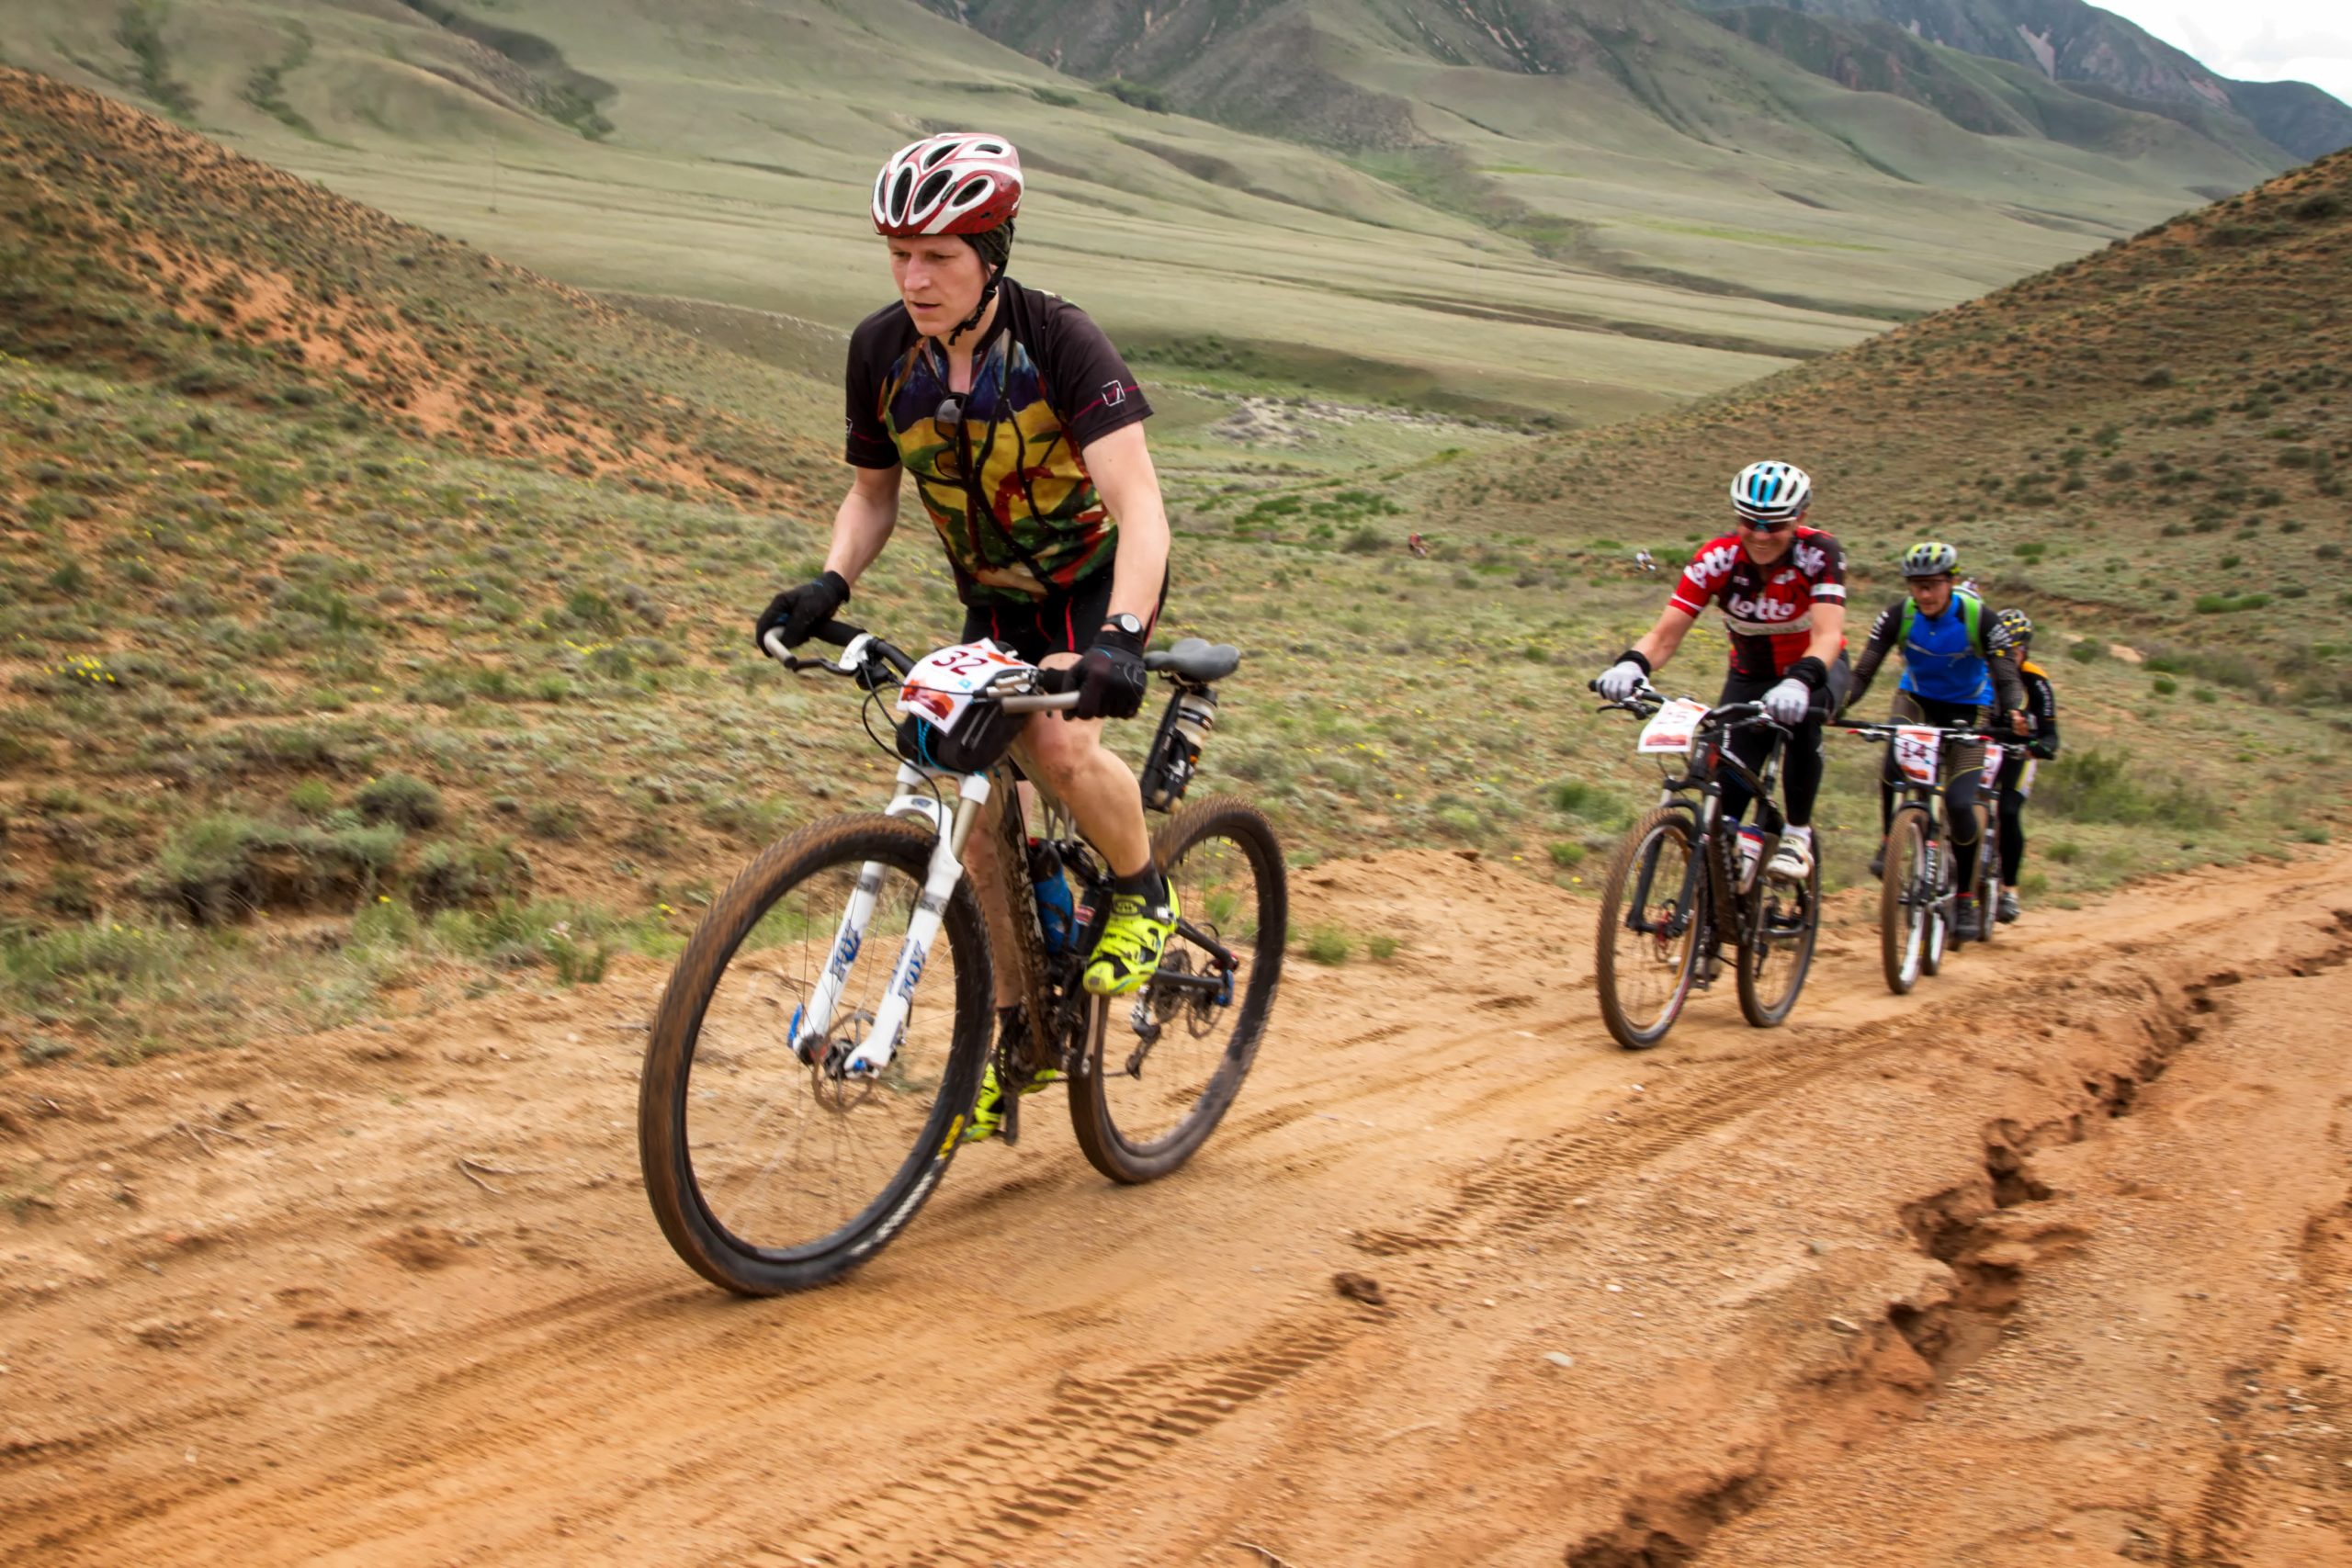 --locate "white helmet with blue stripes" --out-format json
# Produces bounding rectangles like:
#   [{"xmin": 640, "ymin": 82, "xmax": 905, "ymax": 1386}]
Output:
[{"xmin": 1729, "ymin": 460, "xmax": 1812, "ymax": 525}]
